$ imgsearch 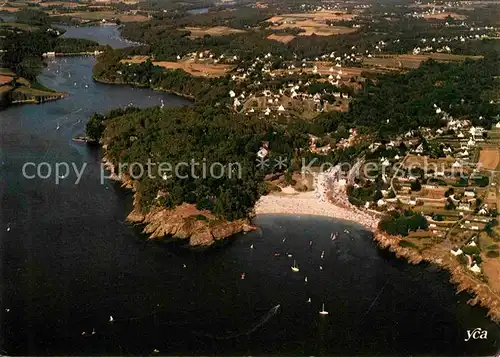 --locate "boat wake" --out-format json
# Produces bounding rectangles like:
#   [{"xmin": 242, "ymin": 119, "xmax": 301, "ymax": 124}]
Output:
[{"xmin": 194, "ymin": 304, "xmax": 281, "ymax": 340}]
